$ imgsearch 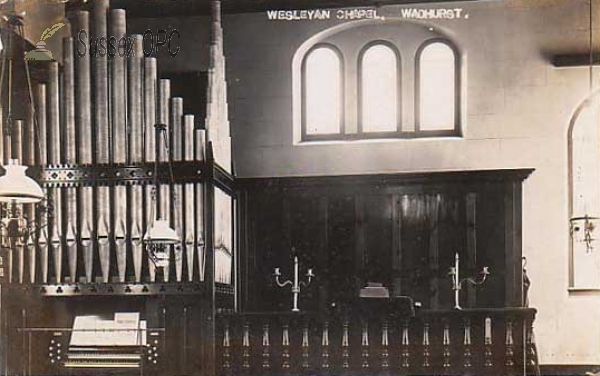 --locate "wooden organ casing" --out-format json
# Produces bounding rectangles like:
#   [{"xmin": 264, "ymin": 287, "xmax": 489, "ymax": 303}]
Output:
[{"xmin": 0, "ymin": 1, "xmax": 235, "ymax": 375}]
